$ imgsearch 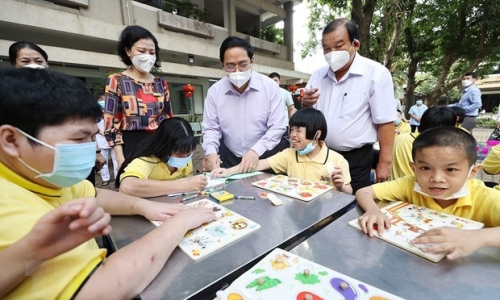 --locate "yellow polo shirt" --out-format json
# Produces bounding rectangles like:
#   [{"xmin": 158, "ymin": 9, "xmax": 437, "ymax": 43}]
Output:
[
  {"xmin": 267, "ymin": 142, "xmax": 351, "ymax": 189},
  {"xmin": 390, "ymin": 132, "xmax": 418, "ymax": 180},
  {"xmin": 120, "ymin": 156, "xmax": 193, "ymax": 182},
  {"xmin": 395, "ymin": 121, "xmax": 411, "ymax": 136},
  {"xmin": 372, "ymin": 175, "xmax": 500, "ymax": 227},
  {"xmin": 482, "ymin": 145, "xmax": 500, "ymax": 190},
  {"xmin": 0, "ymin": 162, "xmax": 106, "ymax": 300}
]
